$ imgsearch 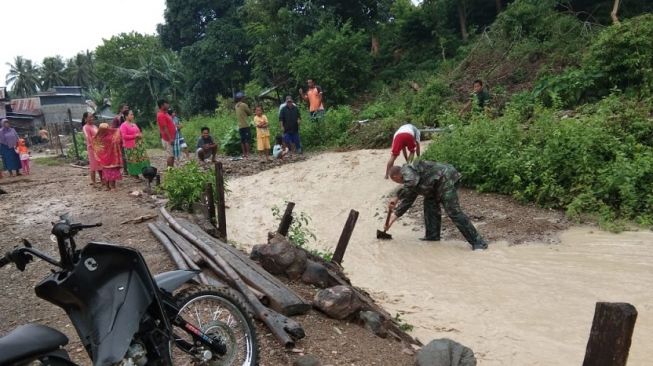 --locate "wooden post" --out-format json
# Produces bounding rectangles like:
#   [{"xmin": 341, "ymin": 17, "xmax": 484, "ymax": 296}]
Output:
[
  {"xmin": 214, "ymin": 162, "xmax": 227, "ymax": 241},
  {"xmin": 277, "ymin": 201, "xmax": 295, "ymax": 236},
  {"xmin": 53, "ymin": 124, "xmax": 64, "ymax": 156},
  {"xmin": 205, "ymin": 182, "xmax": 216, "ymax": 226},
  {"xmin": 583, "ymin": 302, "xmax": 637, "ymax": 366},
  {"xmin": 332, "ymin": 209, "xmax": 359, "ymax": 265}
]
